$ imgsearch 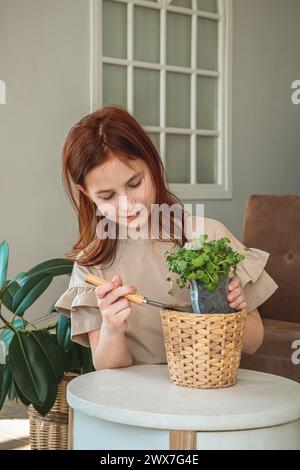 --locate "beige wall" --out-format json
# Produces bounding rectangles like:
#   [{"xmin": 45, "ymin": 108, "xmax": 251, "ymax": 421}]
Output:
[
  {"xmin": 0, "ymin": 0, "xmax": 299, "ymax": 322},
  {"xmin": 0, "ymin": 0, "xmax": 90, "ymax": 322}
]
